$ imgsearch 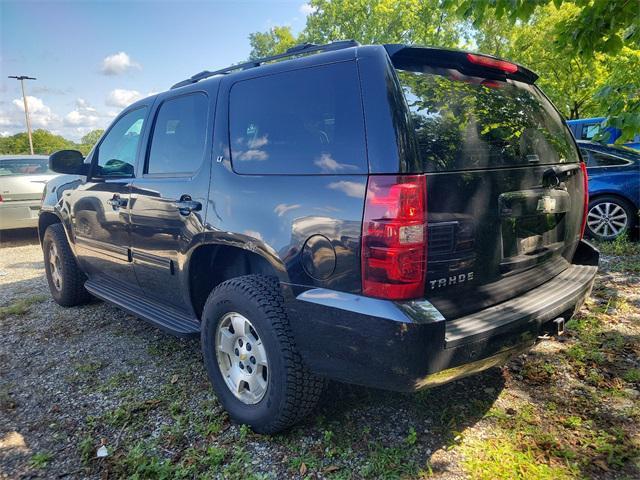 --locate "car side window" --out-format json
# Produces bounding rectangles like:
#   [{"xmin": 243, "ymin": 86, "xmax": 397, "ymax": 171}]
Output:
[
  {"xmin": 581, "ymin": 124, "xmax": 600, "ymax": 140},
  {"xmin": 95, "ymin": 107, "xmax": 148, "ymax": 178},
  {"xmin": 228, "ymin": 61, "xmax": 367, "ymax": 175},
  {"xmin": 589, "ymin": 151, "xmax": 629, "ymax": 167},
  {"xmin": 579, "ymin": 149, "xmax": 594, "ymax": 167},
  {"xmin": 146, "ymin": 93, "xmax": 208, "ymax": 175}
]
